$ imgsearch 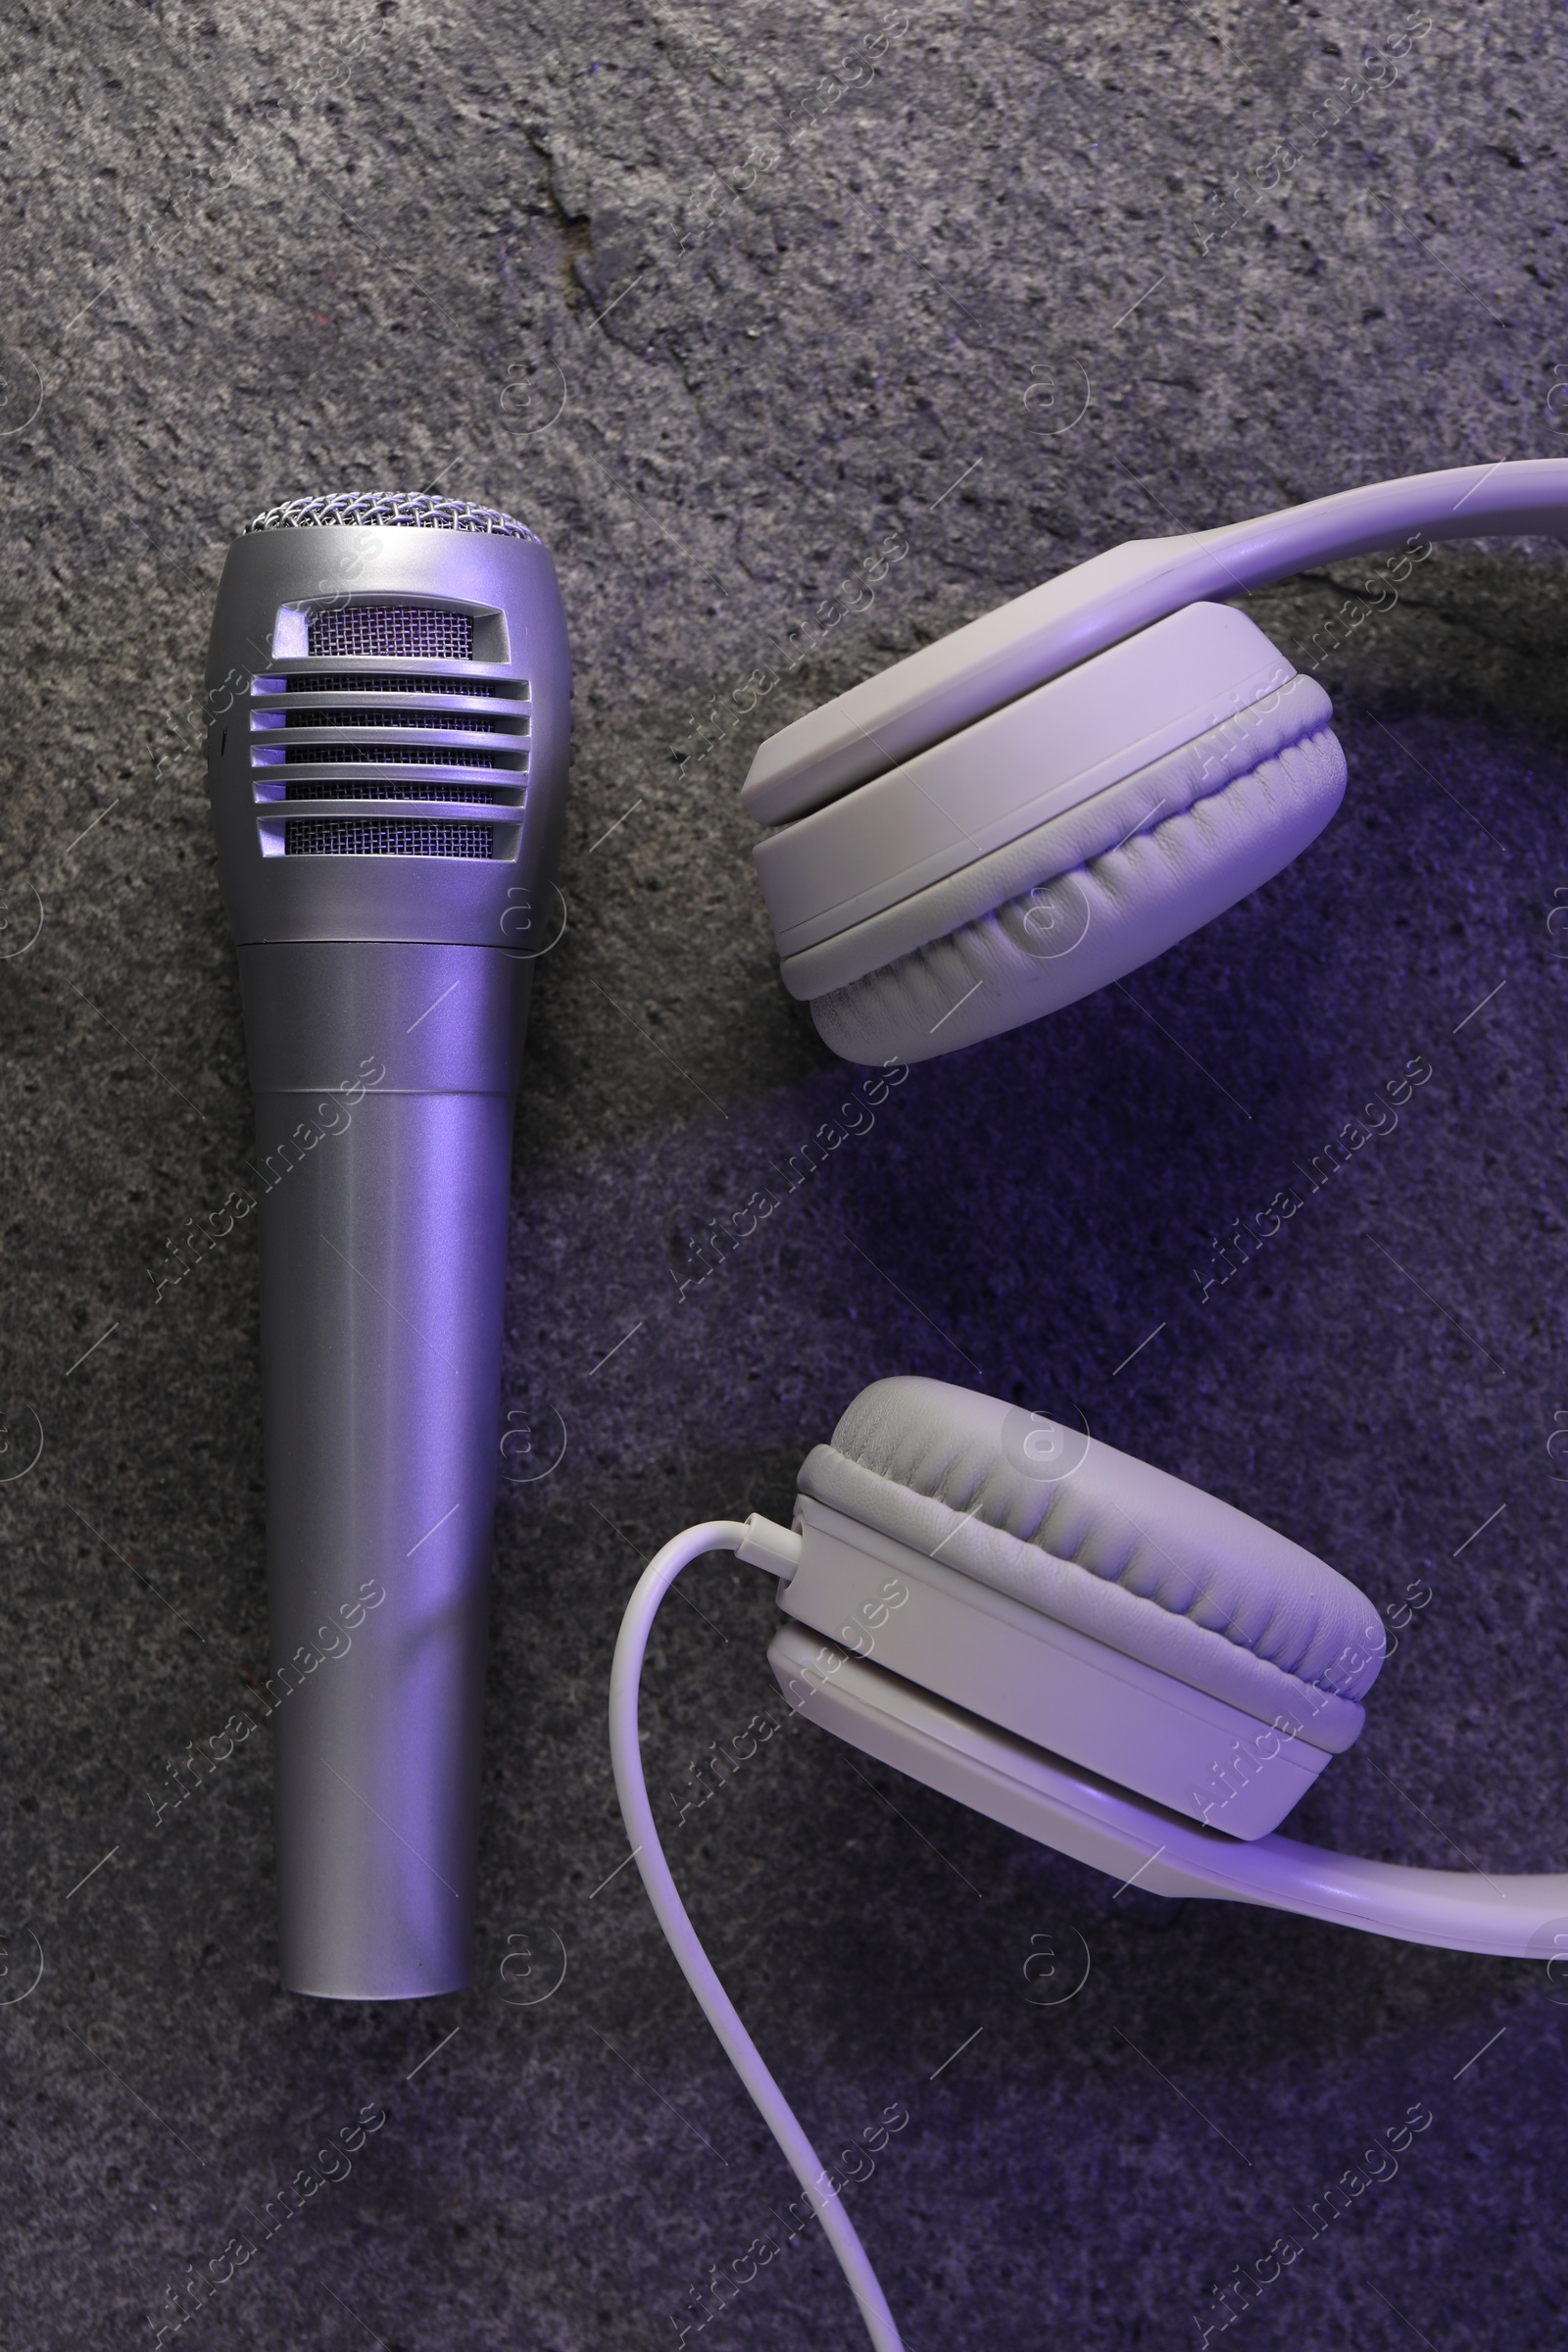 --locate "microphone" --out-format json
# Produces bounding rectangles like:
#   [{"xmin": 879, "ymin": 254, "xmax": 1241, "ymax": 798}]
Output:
[{"xmin": 205, "ymin": 492, "xmax": 571, "ymax": 2000}]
